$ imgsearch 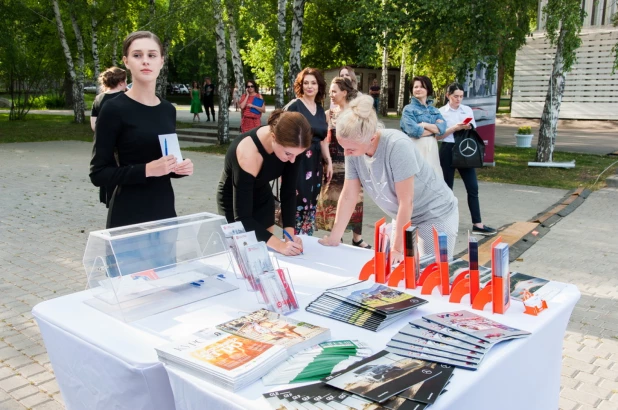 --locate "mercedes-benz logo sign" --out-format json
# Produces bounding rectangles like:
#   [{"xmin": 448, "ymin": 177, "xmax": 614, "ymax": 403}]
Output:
[{"xmin": 458, "ymin": 139, "xmax": 478, "ymax": 157}]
